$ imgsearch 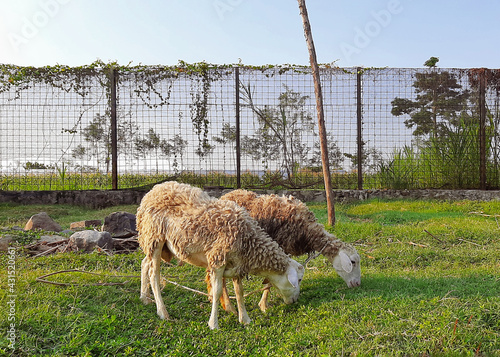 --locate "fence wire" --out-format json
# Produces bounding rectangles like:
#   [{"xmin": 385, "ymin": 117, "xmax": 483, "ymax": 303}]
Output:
[{"xmin": 1, "ymin": 65, "xmax": 499, "ymax": 191}]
